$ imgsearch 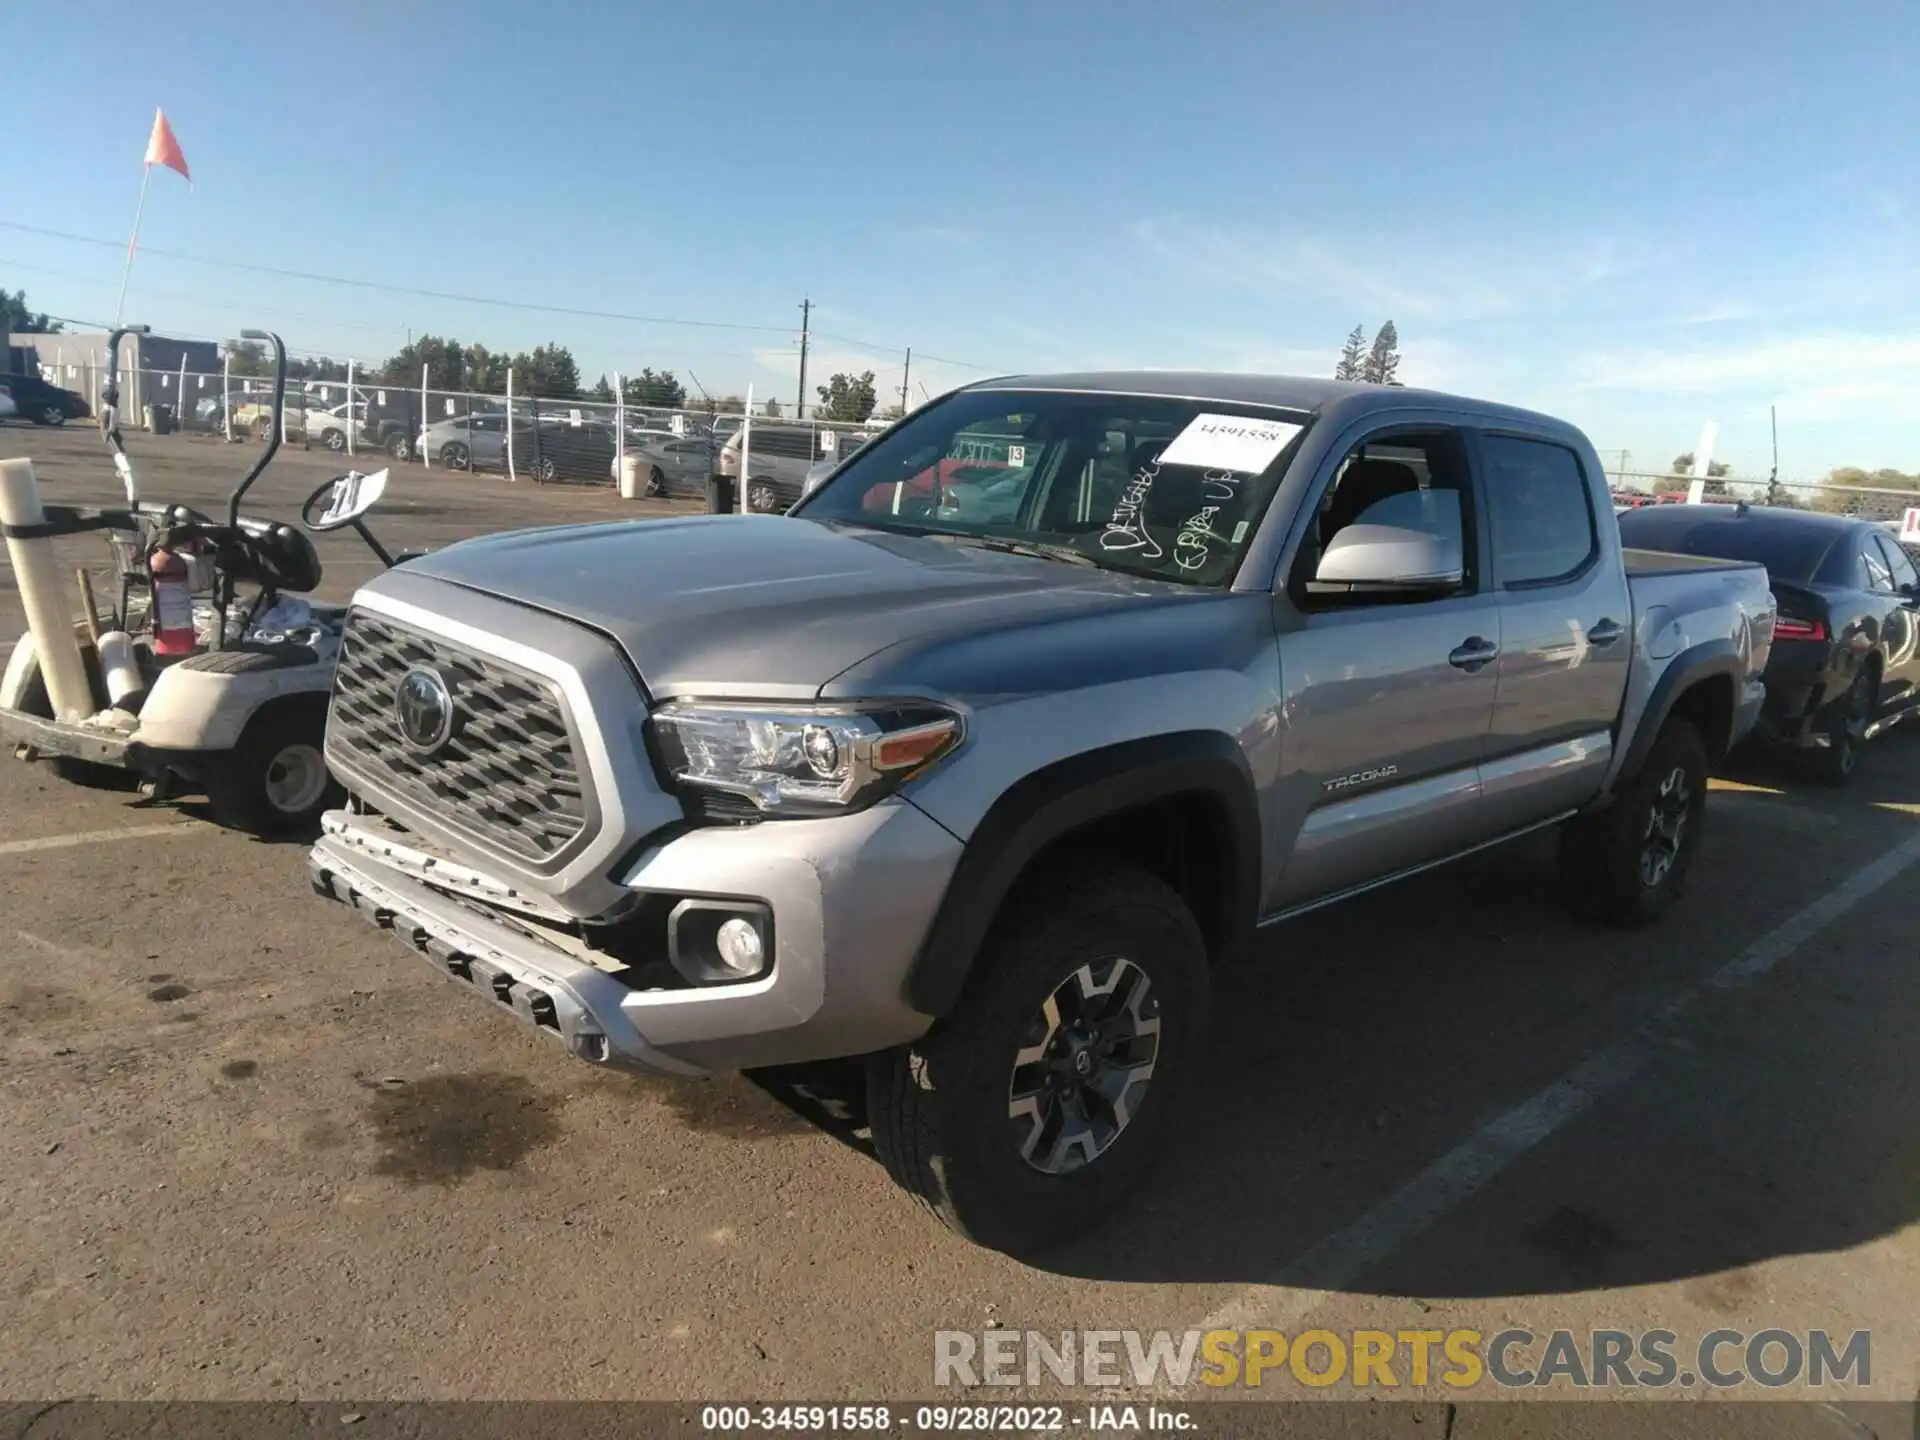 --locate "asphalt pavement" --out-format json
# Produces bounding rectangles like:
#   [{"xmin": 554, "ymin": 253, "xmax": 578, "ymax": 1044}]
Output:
[{"xmin": 2, "ymin": 424, "xmax": 1917, "ymax": 1435}]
